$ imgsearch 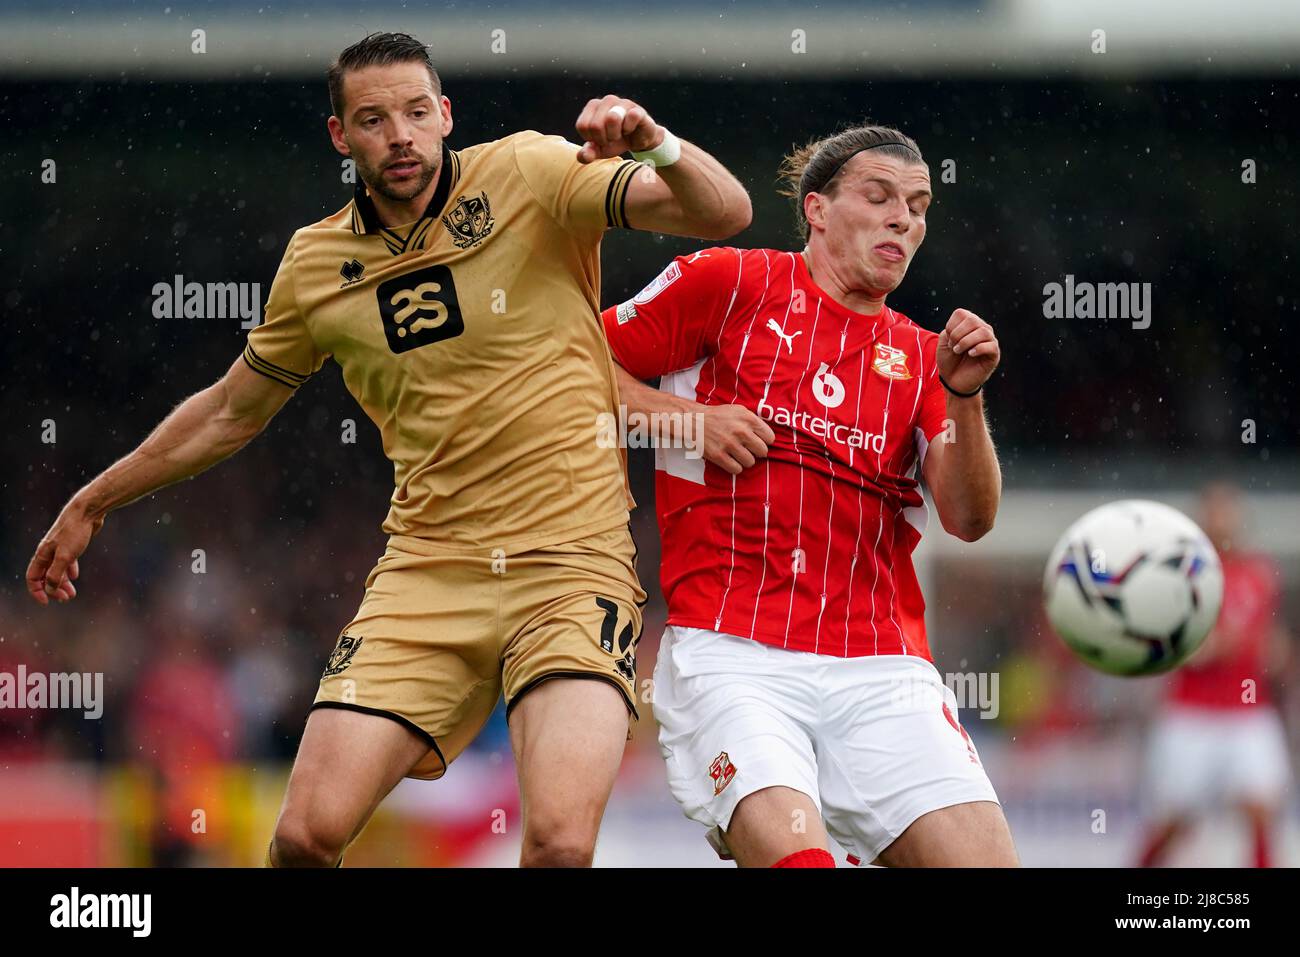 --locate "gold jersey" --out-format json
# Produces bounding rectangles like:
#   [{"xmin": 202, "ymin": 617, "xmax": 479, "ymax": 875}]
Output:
[{"xmin": 244, "ymin": 131, "xmax": 643, "ymax": 550}]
